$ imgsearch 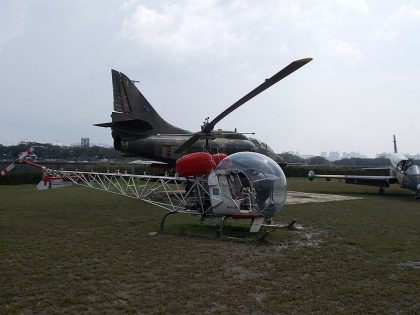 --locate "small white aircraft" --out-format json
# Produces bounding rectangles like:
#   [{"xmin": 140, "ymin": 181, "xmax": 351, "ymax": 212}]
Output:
[{"xmin": 308, "ymin": 136, "xmax": 420, "ymax": 198}]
